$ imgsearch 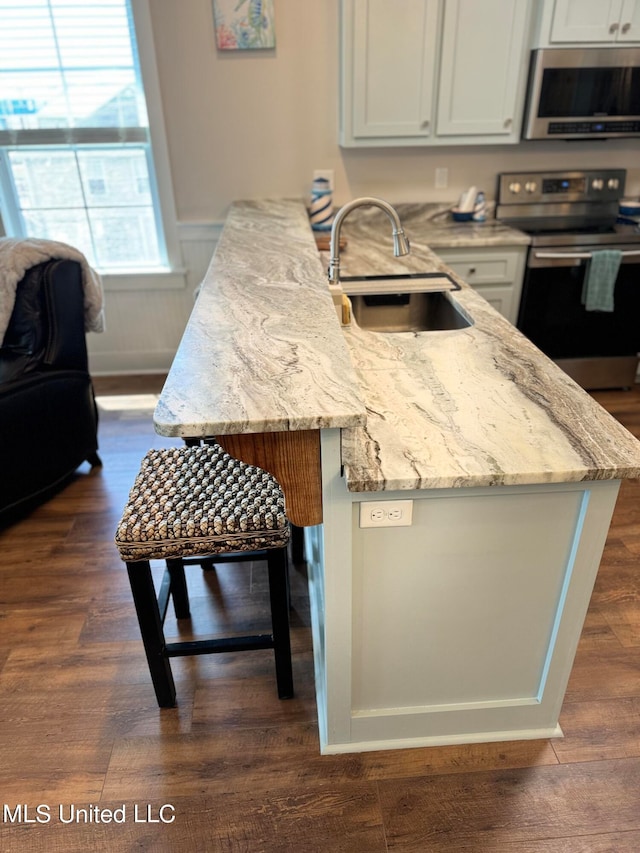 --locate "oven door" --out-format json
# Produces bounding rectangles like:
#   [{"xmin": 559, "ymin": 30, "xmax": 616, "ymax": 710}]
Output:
[{"xmin": 517, "ymin": 245, "xmax": 640, "ymax": 388}]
